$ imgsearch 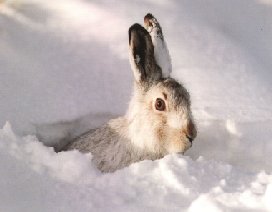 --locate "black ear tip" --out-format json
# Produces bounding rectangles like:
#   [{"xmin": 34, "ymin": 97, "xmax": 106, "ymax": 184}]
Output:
[
  {"xmin": 128, "ymin": 23, "xmax": 148, "ymax": 44},
  {"xmin": 129, "ymin": 23, "xmax": 143, "ymax": 34},
  {"xmin": 129, "ymin": 24, "xmax": 141, "ymax": 44},
  {"xmin": 144, "ymin": 13, "xmax": 154, "ymax": 20}
]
